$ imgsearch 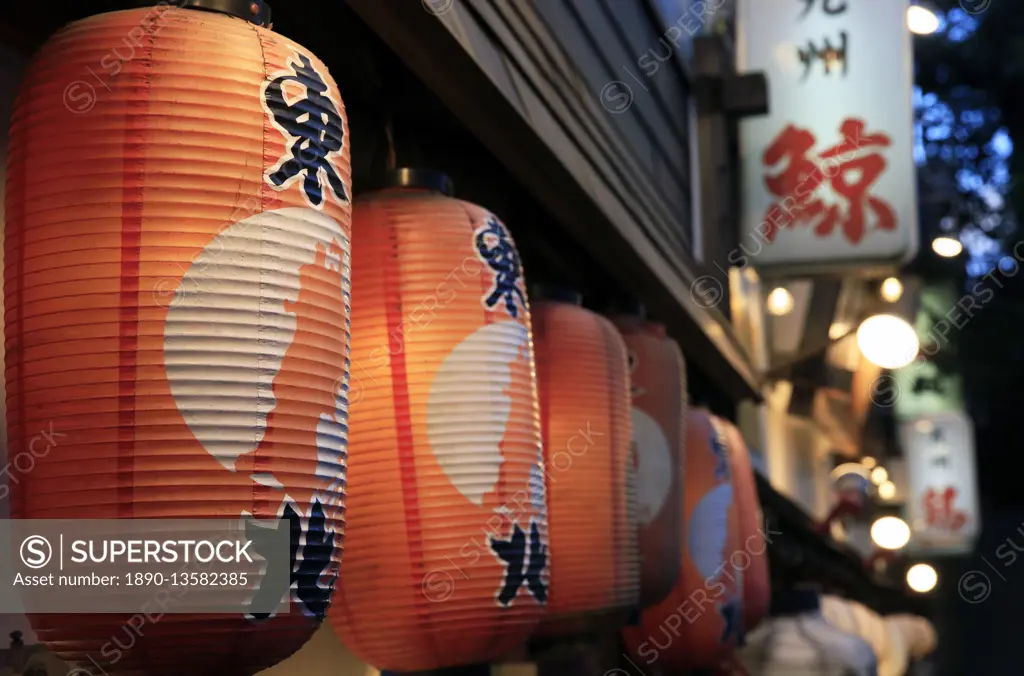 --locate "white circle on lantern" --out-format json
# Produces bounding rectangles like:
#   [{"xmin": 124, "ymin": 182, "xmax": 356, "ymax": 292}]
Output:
[
  {"xmin": 528, "ymin": 444, "xmax": 547, "ymax": 515},
  {"xmin": 688, "ymin": 483, "xmax": 734, "ymax": 581},
  {"xmin": 426, "ymin": 321, "xmax": 532, "ymax": 506},
  {"xmin": 631, "ymin": 408, "xmax": 672, "ymax": 526},
  {"xmin": 164, "ymin": 206, "xmax": 349, "ymax": 492}
]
